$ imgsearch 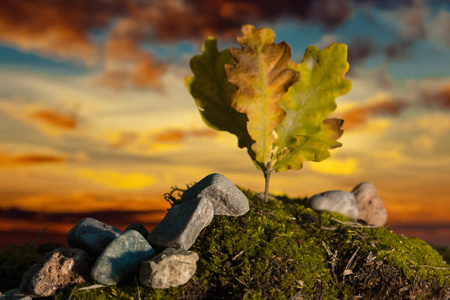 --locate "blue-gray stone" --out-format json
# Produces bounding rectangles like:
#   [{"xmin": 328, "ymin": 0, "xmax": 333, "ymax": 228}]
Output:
[
  {"xmin": 307, "ymin": 190, "xmax": 359, "ymax": 220},
  {"xmin": 181, "ymin": 173, "xmax": 249, "ymax": 216},
  {"xmin": 125, "ymin": 223, "xmax": 150, "ymax": 238},
  {"xmin": 148, "ymin": 197, "xmax": 214, "ymax": 251},
  {"xmin": 0, "ymin": 289, "xmax": 31, "ymax": 300},
  {"xmin": 67, "ymin": 218, "xmax": 122, "ymax": 258},
  {"xmin": 91, "ymin": 230, "xmax": 155, "ymax": 285}
]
